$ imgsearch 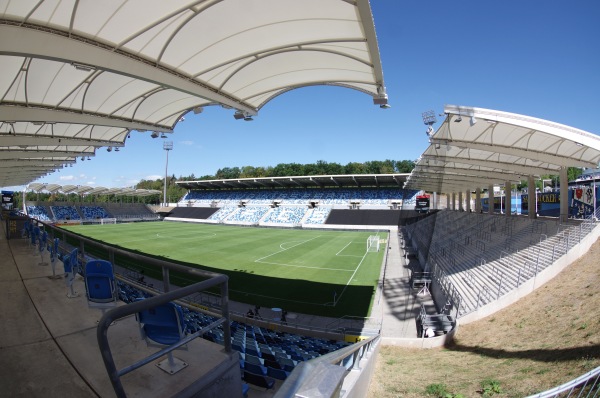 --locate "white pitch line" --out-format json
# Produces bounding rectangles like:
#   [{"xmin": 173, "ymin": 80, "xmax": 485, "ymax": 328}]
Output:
[
  {"xmin": 334, "ymin": 249, "xmax": 370, "ymax": 305},
  {"xmin": 335, "ymin": 241, "xmax": 363, "ymax": 258},
  {"xmin": 254, "ymin": 235, "xmax": 321, "ymax": 263},
  {"xmin": 335, "ymin": 241, "xmax": 352, "ymax": 256},
  {"xmin": 256, "ymin": 260, "xmax": 354, "ymax": 272}
]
